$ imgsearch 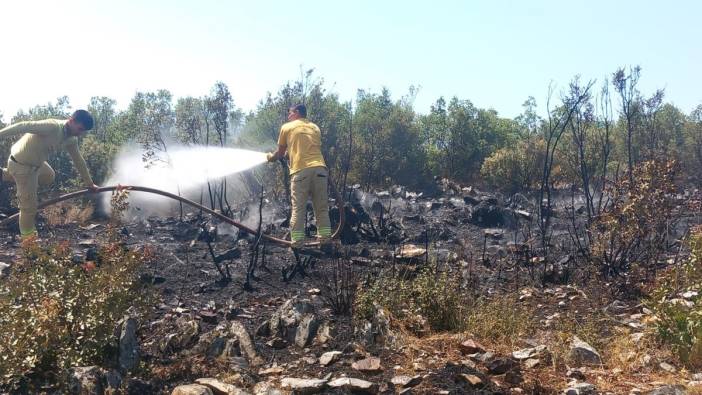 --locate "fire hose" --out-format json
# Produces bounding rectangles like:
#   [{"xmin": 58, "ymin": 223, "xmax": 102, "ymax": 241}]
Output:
[{"xmin": 0, "ymin": 184, "xmax": 345, "ymax": 249}]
